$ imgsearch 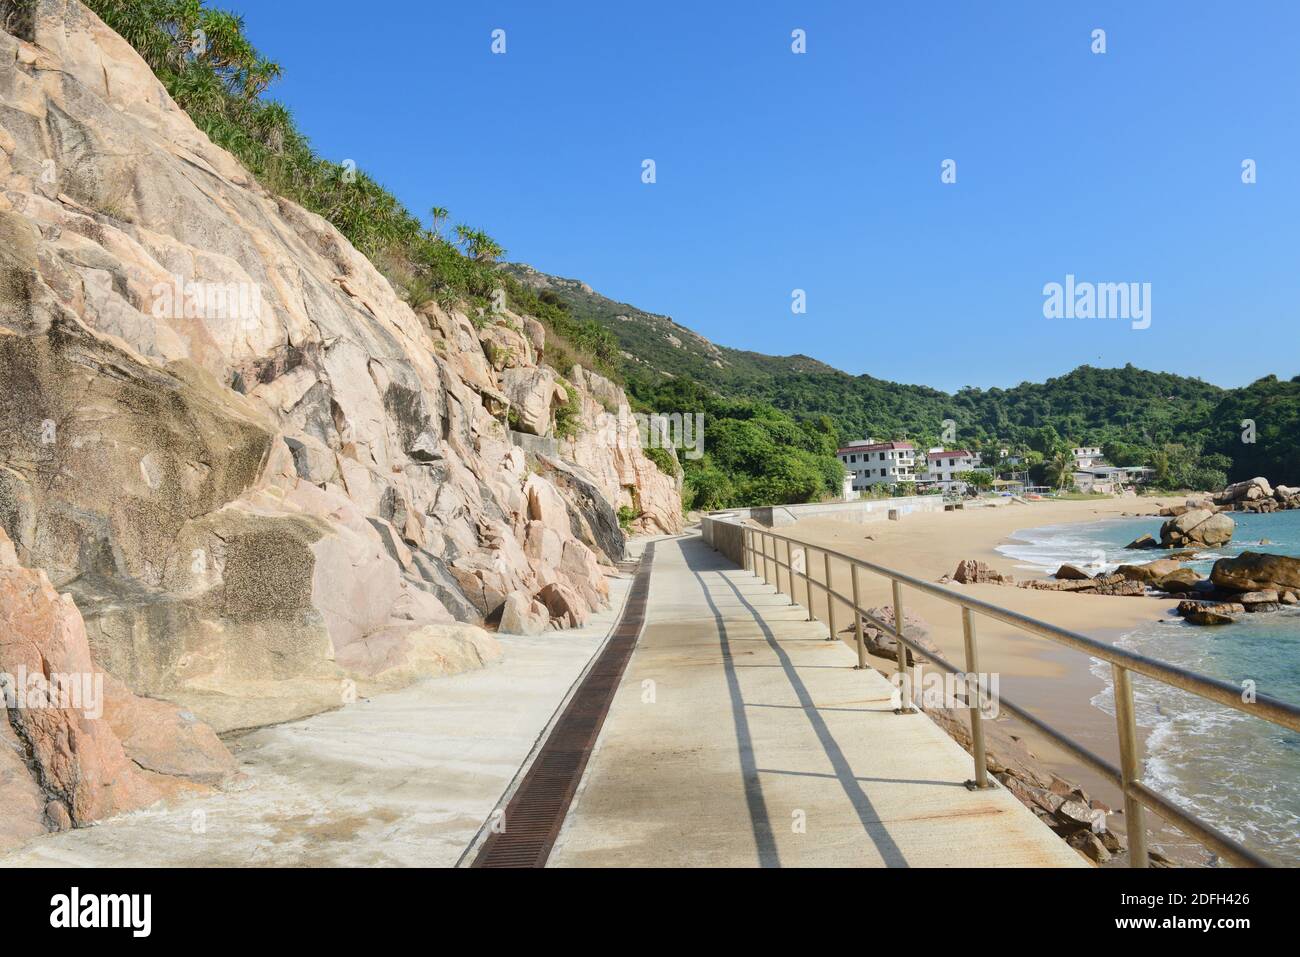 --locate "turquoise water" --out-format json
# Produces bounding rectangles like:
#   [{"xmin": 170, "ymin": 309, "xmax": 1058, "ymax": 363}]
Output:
[{"xmin": 999, "ymin": 509, "xmax": 1300, "ymax": 865}]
